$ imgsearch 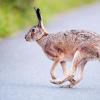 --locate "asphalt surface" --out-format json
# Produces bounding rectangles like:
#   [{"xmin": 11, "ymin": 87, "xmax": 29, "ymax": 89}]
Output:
[{"xmin": 0, "ymin": 3, "xmax": 100, "ymax": 100}]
